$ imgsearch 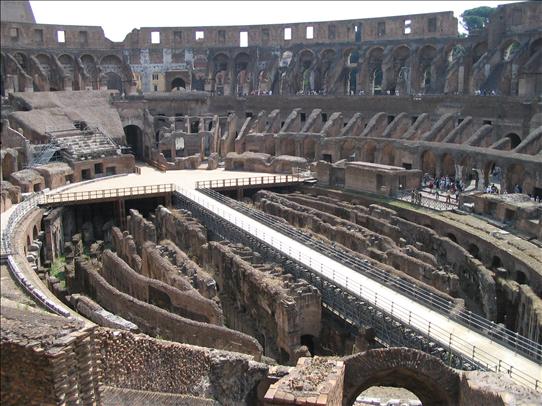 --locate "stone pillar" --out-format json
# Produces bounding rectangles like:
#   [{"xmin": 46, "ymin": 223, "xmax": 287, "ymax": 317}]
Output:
[{"xmin": 458, "ymin": 65, "xmax": 465, "ymax": 94}]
